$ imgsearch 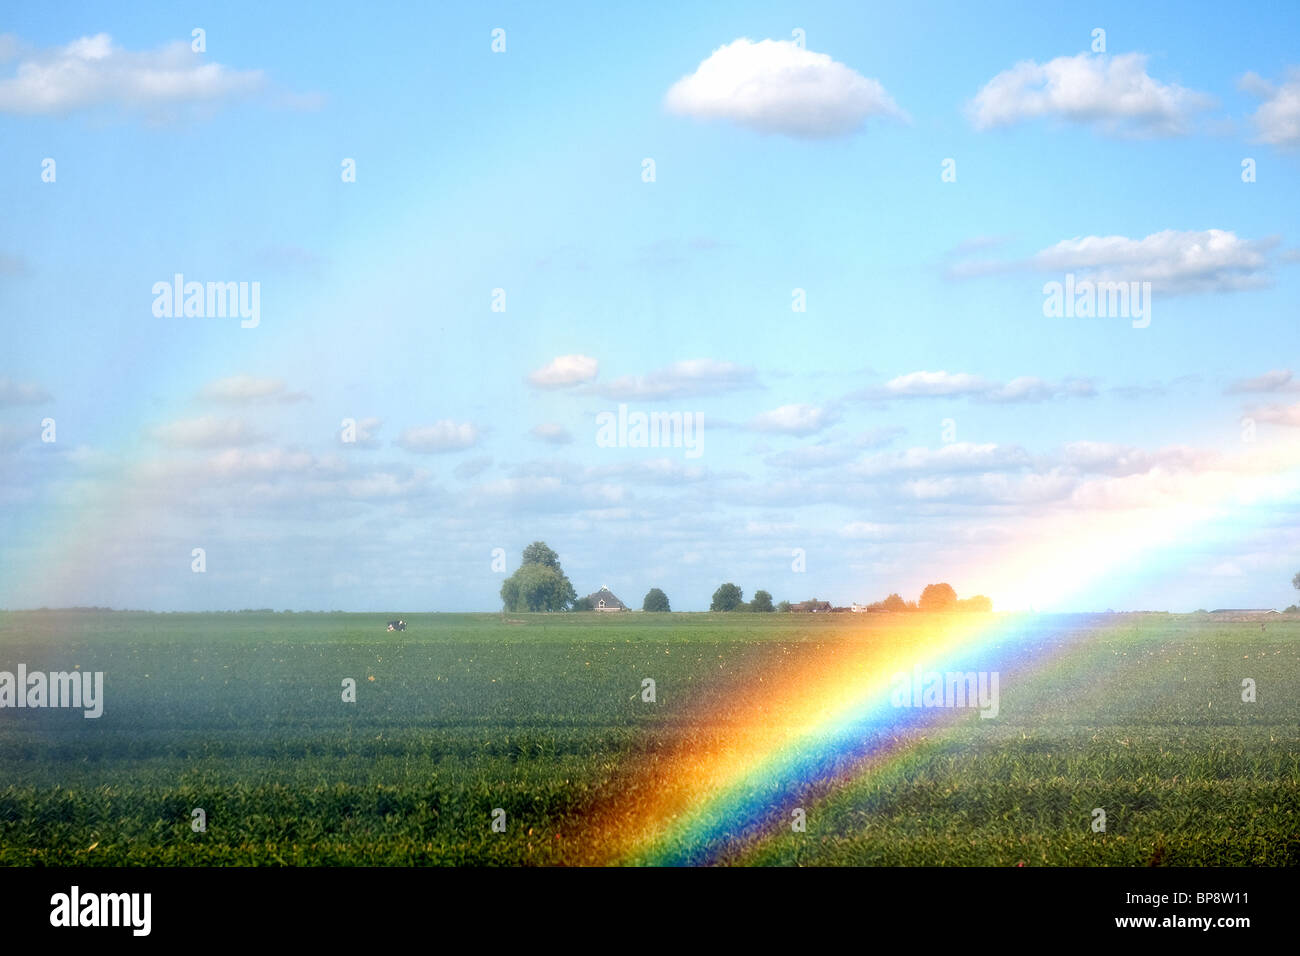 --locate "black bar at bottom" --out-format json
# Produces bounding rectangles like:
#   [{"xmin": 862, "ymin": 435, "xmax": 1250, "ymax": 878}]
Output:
[{"xmin": 0, "ymin": 866, "xmax": 1285, "ymax": 942}]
